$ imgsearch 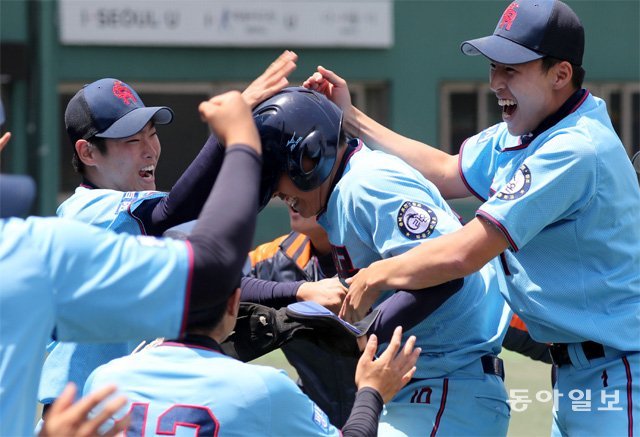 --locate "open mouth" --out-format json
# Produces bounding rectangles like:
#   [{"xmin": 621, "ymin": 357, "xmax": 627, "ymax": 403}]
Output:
[
  {"xmin": 281, "ymin": 195, "xmax": 299, "ymax": 213},
  {"xmin": 499, "ymin": 99, "xmax": 517, "ymax": 117},
  {"xmin": 139, "ymin": 165, "xmax": 155, "ymax": 180}
]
